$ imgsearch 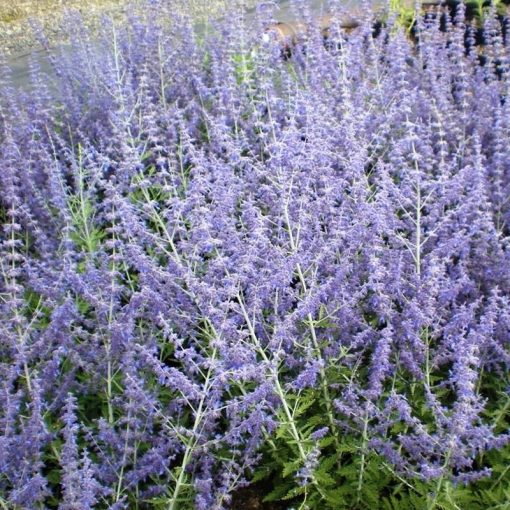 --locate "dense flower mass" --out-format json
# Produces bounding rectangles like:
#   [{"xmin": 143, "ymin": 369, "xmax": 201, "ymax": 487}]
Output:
[{"xmin": 0, "ymin": 1, "xmax": 509, "ymax": 508}]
